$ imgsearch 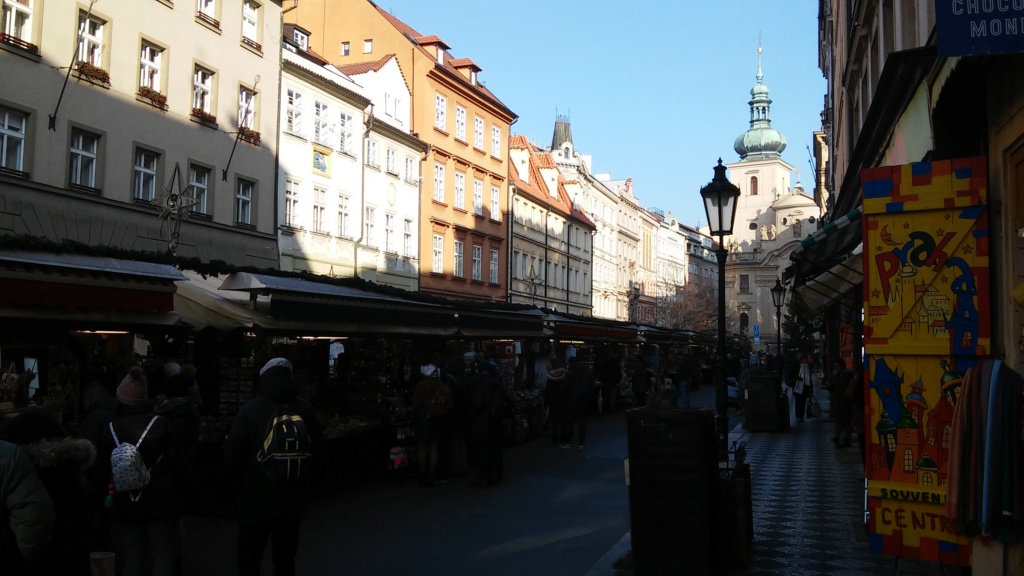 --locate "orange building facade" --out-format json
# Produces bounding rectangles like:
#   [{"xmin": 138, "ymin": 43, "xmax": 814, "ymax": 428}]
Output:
[{"xmin": 285, "ymin": 1, "xmax": 516, "ymax": 301}]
